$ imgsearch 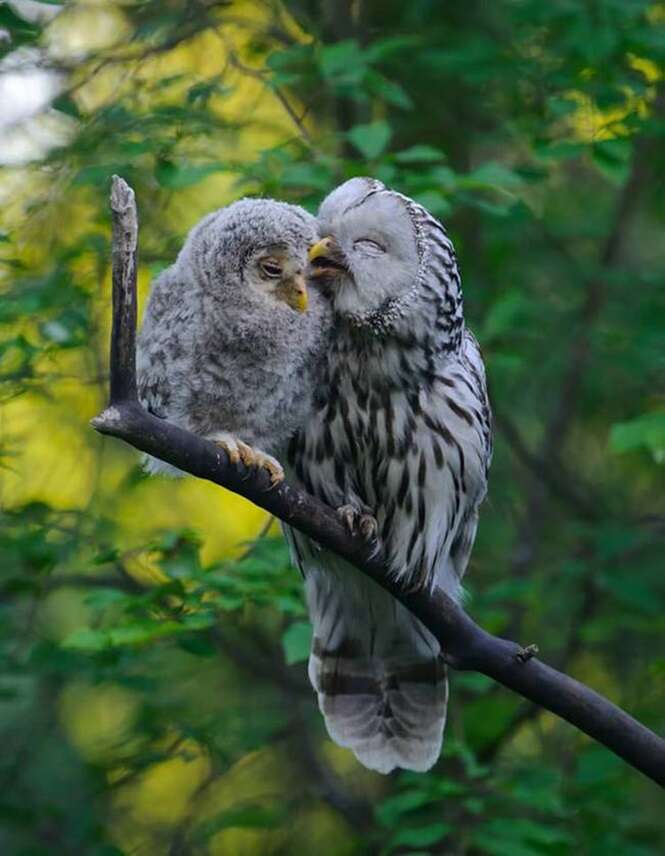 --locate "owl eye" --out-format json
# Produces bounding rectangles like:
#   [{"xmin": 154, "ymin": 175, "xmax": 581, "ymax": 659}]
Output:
[
  {"xmin": 353, "ymin": 238, "xmax": 385, "ymax": 256},
  {"xmin": 260, "ymin": 259, "xmax": 283, "ymax": 278}
]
